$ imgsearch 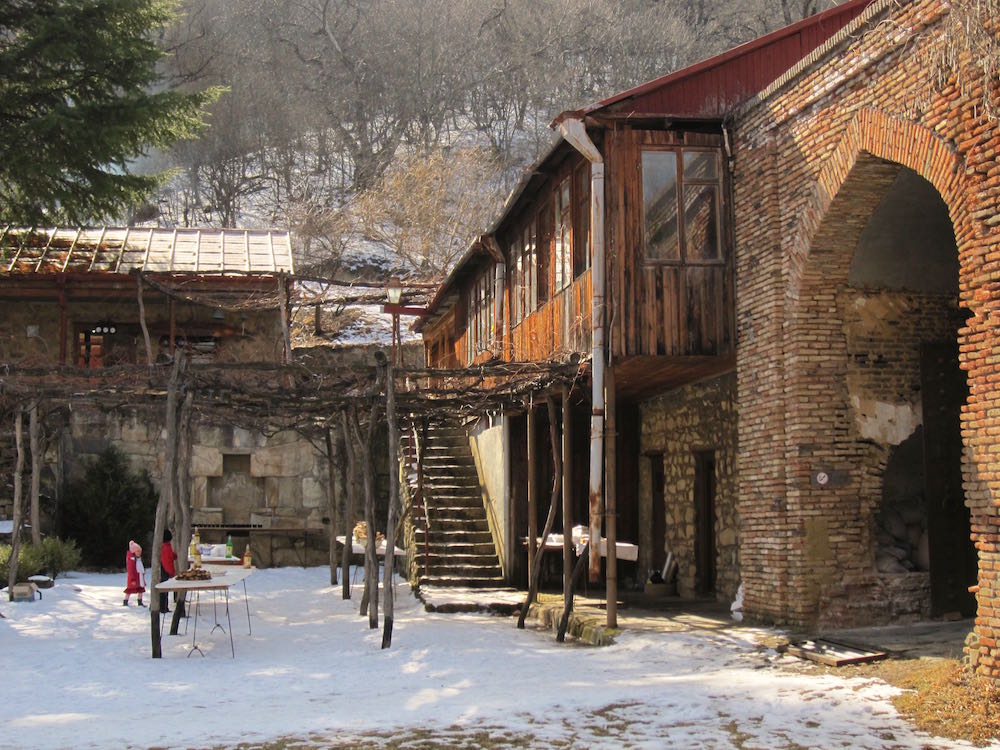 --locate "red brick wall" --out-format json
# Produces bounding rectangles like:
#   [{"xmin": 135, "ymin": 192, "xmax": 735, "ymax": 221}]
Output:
[{"xmin": 733, "ymin": 0, "xmax": 1000, "ymax": 675}]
